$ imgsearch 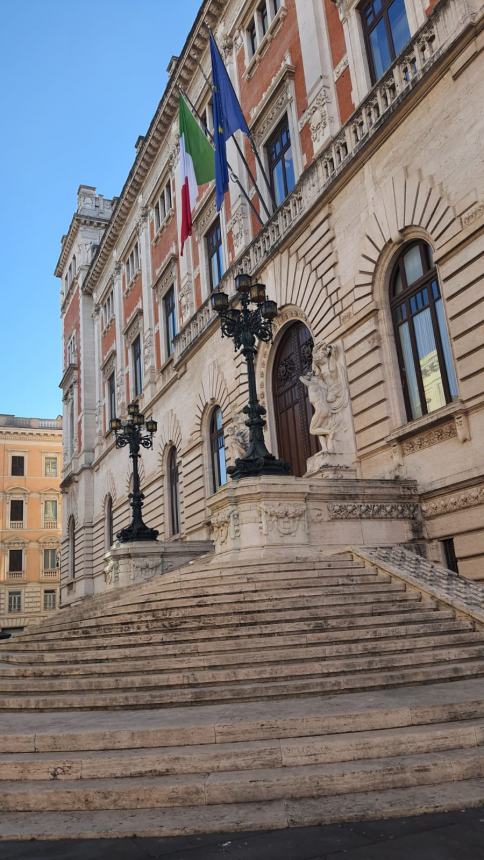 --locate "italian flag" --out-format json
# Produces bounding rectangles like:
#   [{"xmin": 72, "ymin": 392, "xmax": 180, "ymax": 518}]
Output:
[{"xmin": 179, "ymin": 95, "xmax": 215, "ymax": 254}]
